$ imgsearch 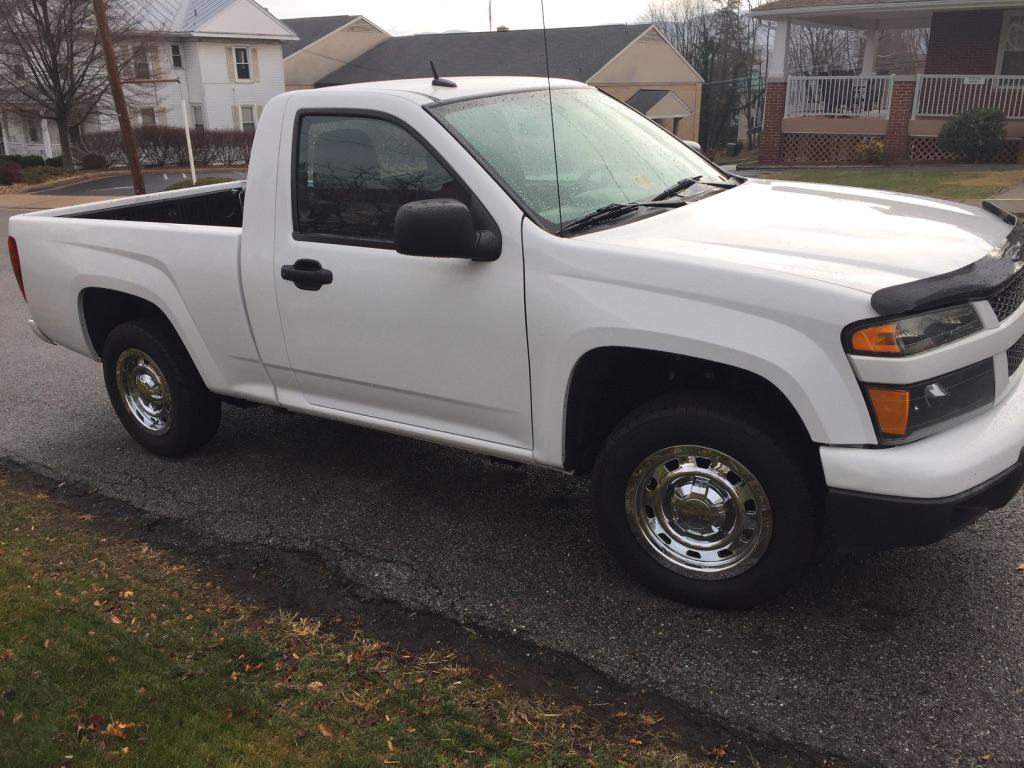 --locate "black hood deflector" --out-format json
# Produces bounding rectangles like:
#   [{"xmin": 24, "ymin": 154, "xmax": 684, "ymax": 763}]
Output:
[{"xmin": 871, "ymin": 202, "xmax": 1024, "ymax": 317}]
